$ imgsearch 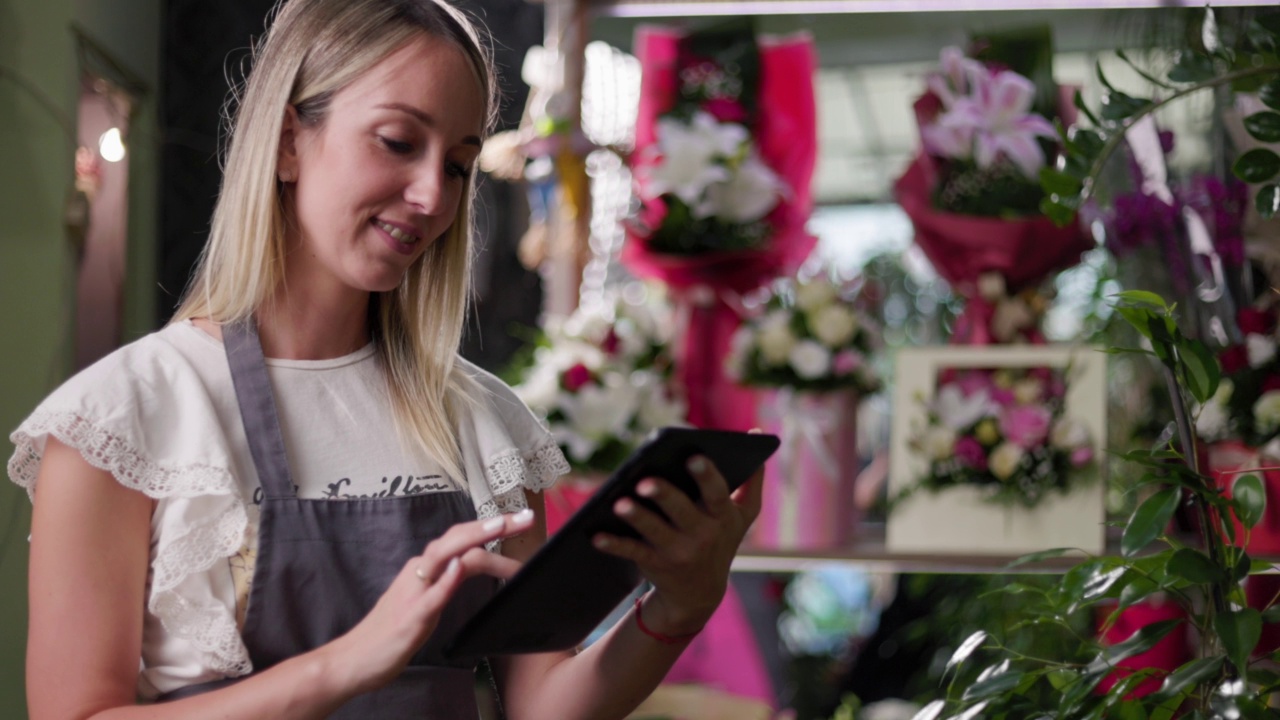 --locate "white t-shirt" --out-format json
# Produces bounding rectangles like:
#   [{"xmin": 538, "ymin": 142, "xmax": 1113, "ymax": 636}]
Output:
[{"xmin": 7, "ymin": 320, "xmax": 569, "ymax": 699}]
